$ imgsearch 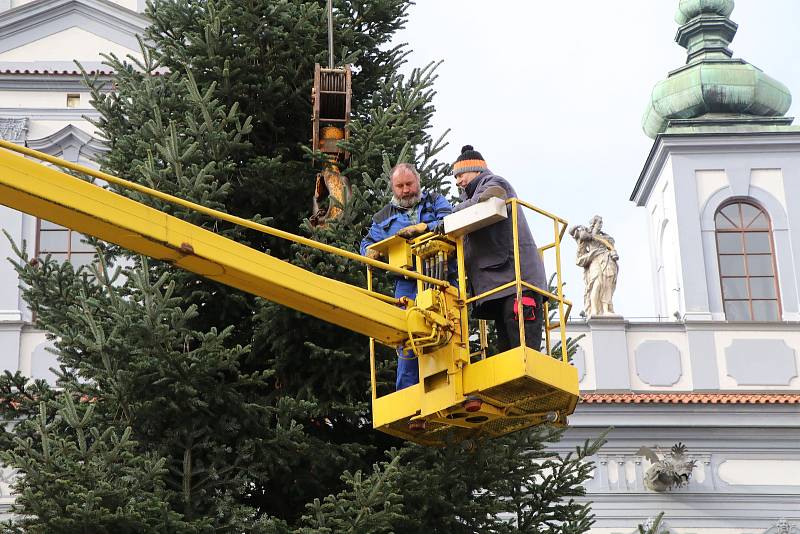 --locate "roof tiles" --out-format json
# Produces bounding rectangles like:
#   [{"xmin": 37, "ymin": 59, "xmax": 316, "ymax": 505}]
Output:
[
  {"xmin": 581, "ymin": 393, "xmax": 800, "ymax": 404},
  {"xmin": 0, "ymin": 68, "xmax": 114, "ymax": 75}
]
